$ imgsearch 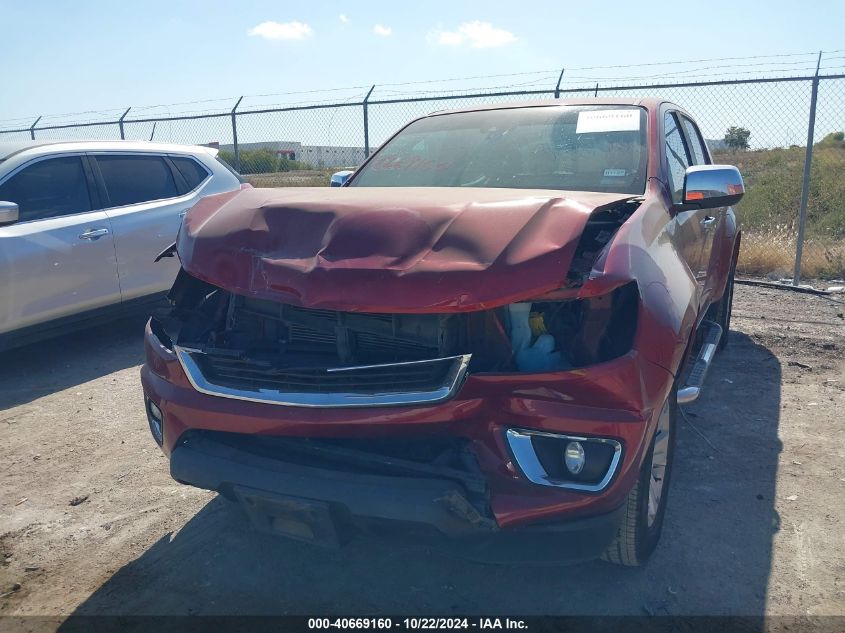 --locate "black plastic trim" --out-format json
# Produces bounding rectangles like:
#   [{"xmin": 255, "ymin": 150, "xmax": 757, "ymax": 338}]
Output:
[{"xmin": 167, "ymin": 432, "xmax": 625, "ymax": 563}]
